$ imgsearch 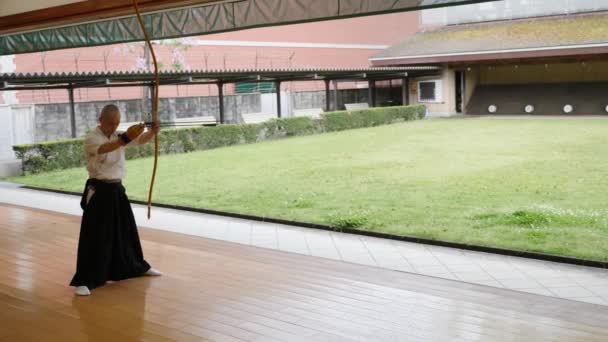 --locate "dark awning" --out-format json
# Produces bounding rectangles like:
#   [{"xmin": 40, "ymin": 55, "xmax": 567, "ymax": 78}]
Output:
[{"xmin": 0, "ymin": 0, "xmax": 499, "ymax": 56}]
